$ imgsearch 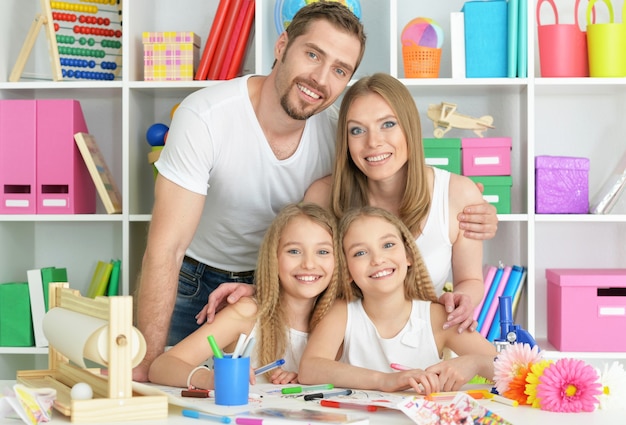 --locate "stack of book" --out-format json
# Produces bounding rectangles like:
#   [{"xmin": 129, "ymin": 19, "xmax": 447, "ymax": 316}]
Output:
[
  {"xmin": 194, "ymin": 0, "xmax": 255, "ymax": 81},
  {"xmin": 474, "ymin": 263, "xmax": 527, "ymax": 342},
  {"xmin": 19, "ymin": 262, "xmax": 121, "ymax": 348},
  {"xmin": 86, "ymin": 259, "xmax": 121, "ymax": 299},
  {"xmin": 27, "ymin": 266, "xmax": 68, "ymax": 347}
]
